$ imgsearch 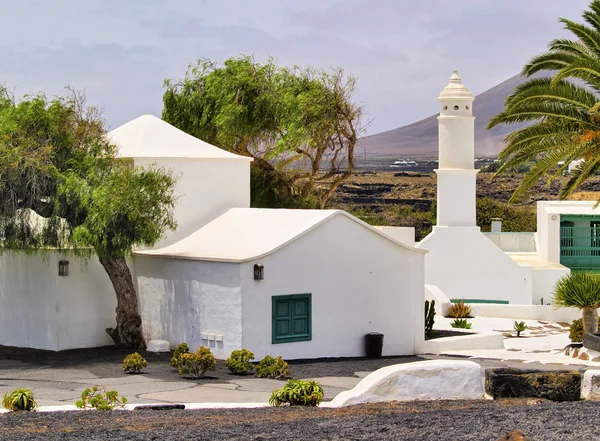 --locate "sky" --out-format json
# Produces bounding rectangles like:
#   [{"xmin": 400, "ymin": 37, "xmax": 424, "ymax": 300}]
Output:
[{"xmin": 0, "ymin": 0, "xmax": 592, "ymax": 135}]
